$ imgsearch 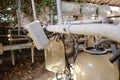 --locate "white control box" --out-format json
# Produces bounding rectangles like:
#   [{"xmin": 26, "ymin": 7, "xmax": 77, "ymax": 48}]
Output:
[{"xmin": 24, "ymin": 20, "xmax": 49, "ymax": 50}]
